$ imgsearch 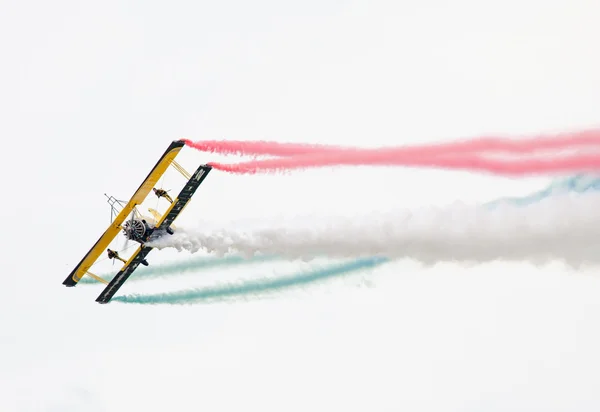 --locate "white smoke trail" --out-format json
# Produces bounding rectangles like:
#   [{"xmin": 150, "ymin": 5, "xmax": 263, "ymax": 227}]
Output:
[{"xmin": 148, "ymin": 192, "xmax": 600, "ymax": 268}]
